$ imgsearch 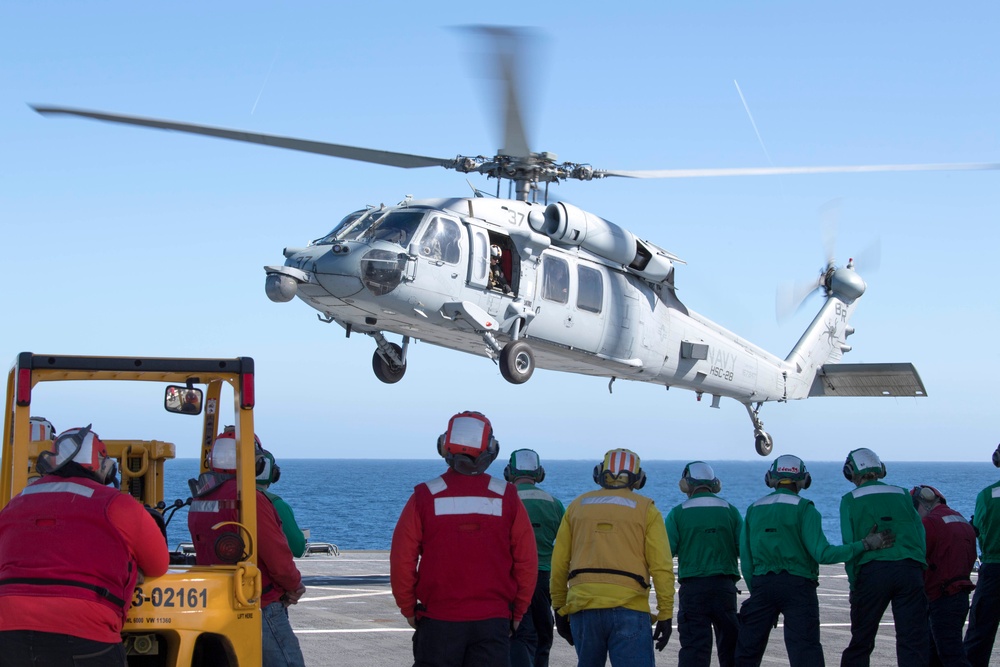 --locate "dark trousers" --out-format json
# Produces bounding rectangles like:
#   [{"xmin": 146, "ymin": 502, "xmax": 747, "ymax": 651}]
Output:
[
  {"xmin": 0, "ymin": 630, "xmax": 126, "ymax": 667},
  {"xmin": 734, "ymin": 572, "xmax": 823, "ymax": 667},
  {"xmin": 511, "ymin": 571, "xmax": 555, "ymax": 667},
  {"xmin": 412, "ymin": 617, "xmax": 510, "ymax": 667},
  {"xmin": 678, "ymin": 575, "xmax": 739, "ymax": 667},
  {"xmin": 965, "ymin": 562, "xmax": 1000, "ymax": 667},
  {"xmin": 841, "ymin": 559, "xmax": 929, "ymax": 667},
  {"xmin": 928, "ymin": 591, "xmax": 972, "ymax": 667}
]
